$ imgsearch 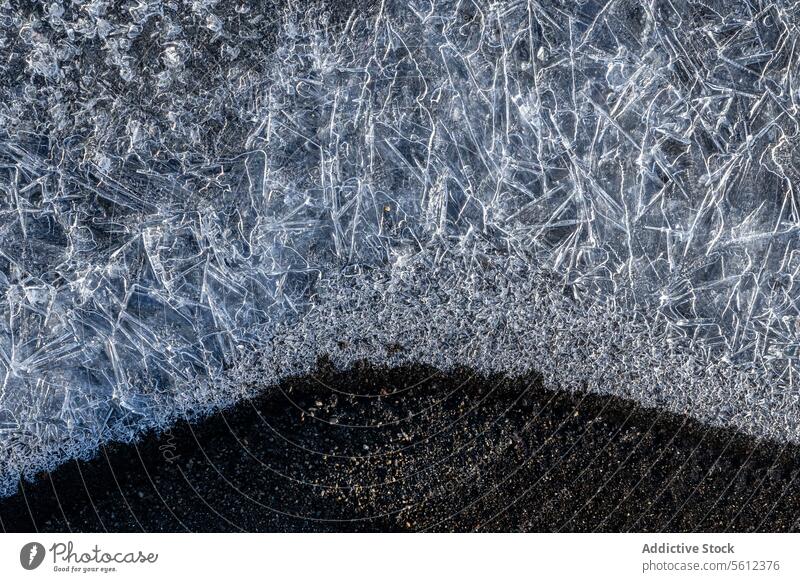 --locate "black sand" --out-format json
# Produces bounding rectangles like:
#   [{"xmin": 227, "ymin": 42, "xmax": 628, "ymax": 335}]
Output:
[{"xmin": 2, "ymin": 362, "xmax": 799, "ymax": 532}]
